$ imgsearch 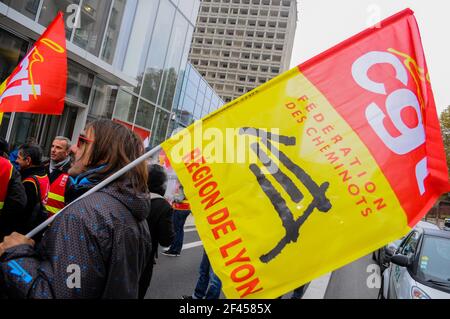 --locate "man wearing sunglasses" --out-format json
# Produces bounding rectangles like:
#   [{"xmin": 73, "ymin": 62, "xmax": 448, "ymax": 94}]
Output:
[{"xmin": 0, "ymin": 120, "xmax": 152, "ymax": 299}]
